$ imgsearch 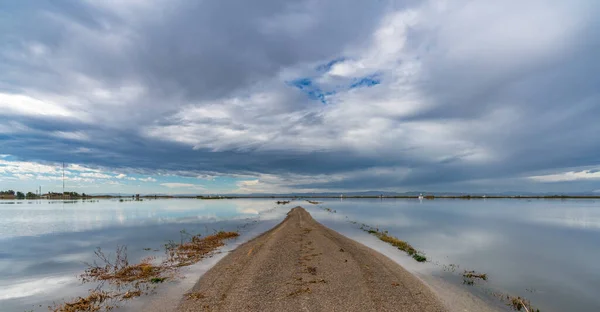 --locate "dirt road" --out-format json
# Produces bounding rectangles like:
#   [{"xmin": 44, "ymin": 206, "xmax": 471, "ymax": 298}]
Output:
[{"xmin": 178, "ymin": 207, "xmax": 448, "ymax": 312}]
